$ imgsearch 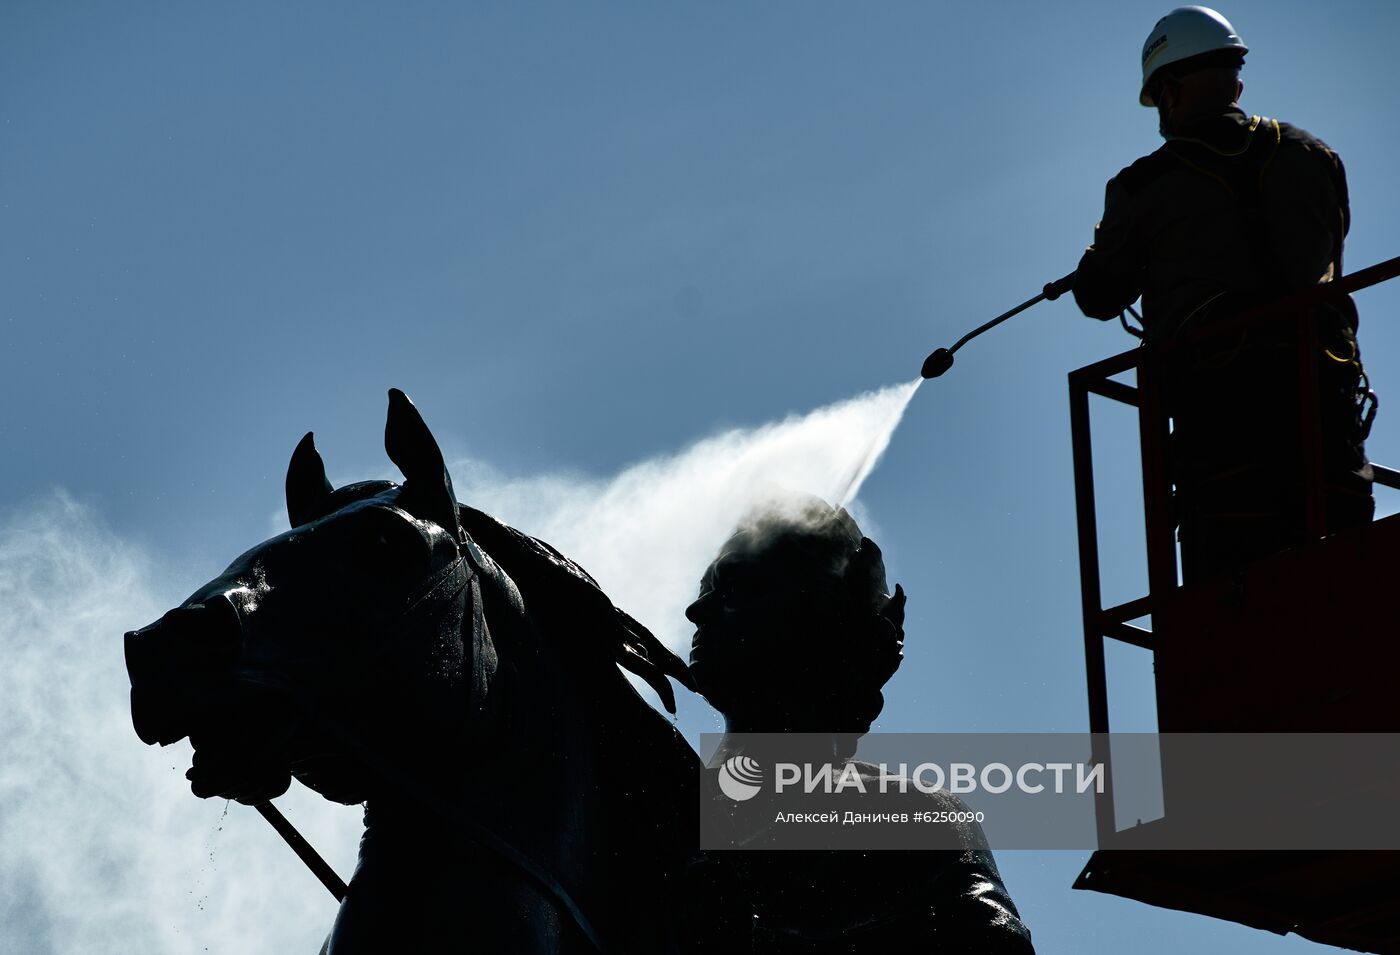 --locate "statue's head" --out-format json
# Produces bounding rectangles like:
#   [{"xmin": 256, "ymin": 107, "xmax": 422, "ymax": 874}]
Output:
[{"xmin": 685, "ymin": 496, "xmax": 905, "ymax": 737}]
